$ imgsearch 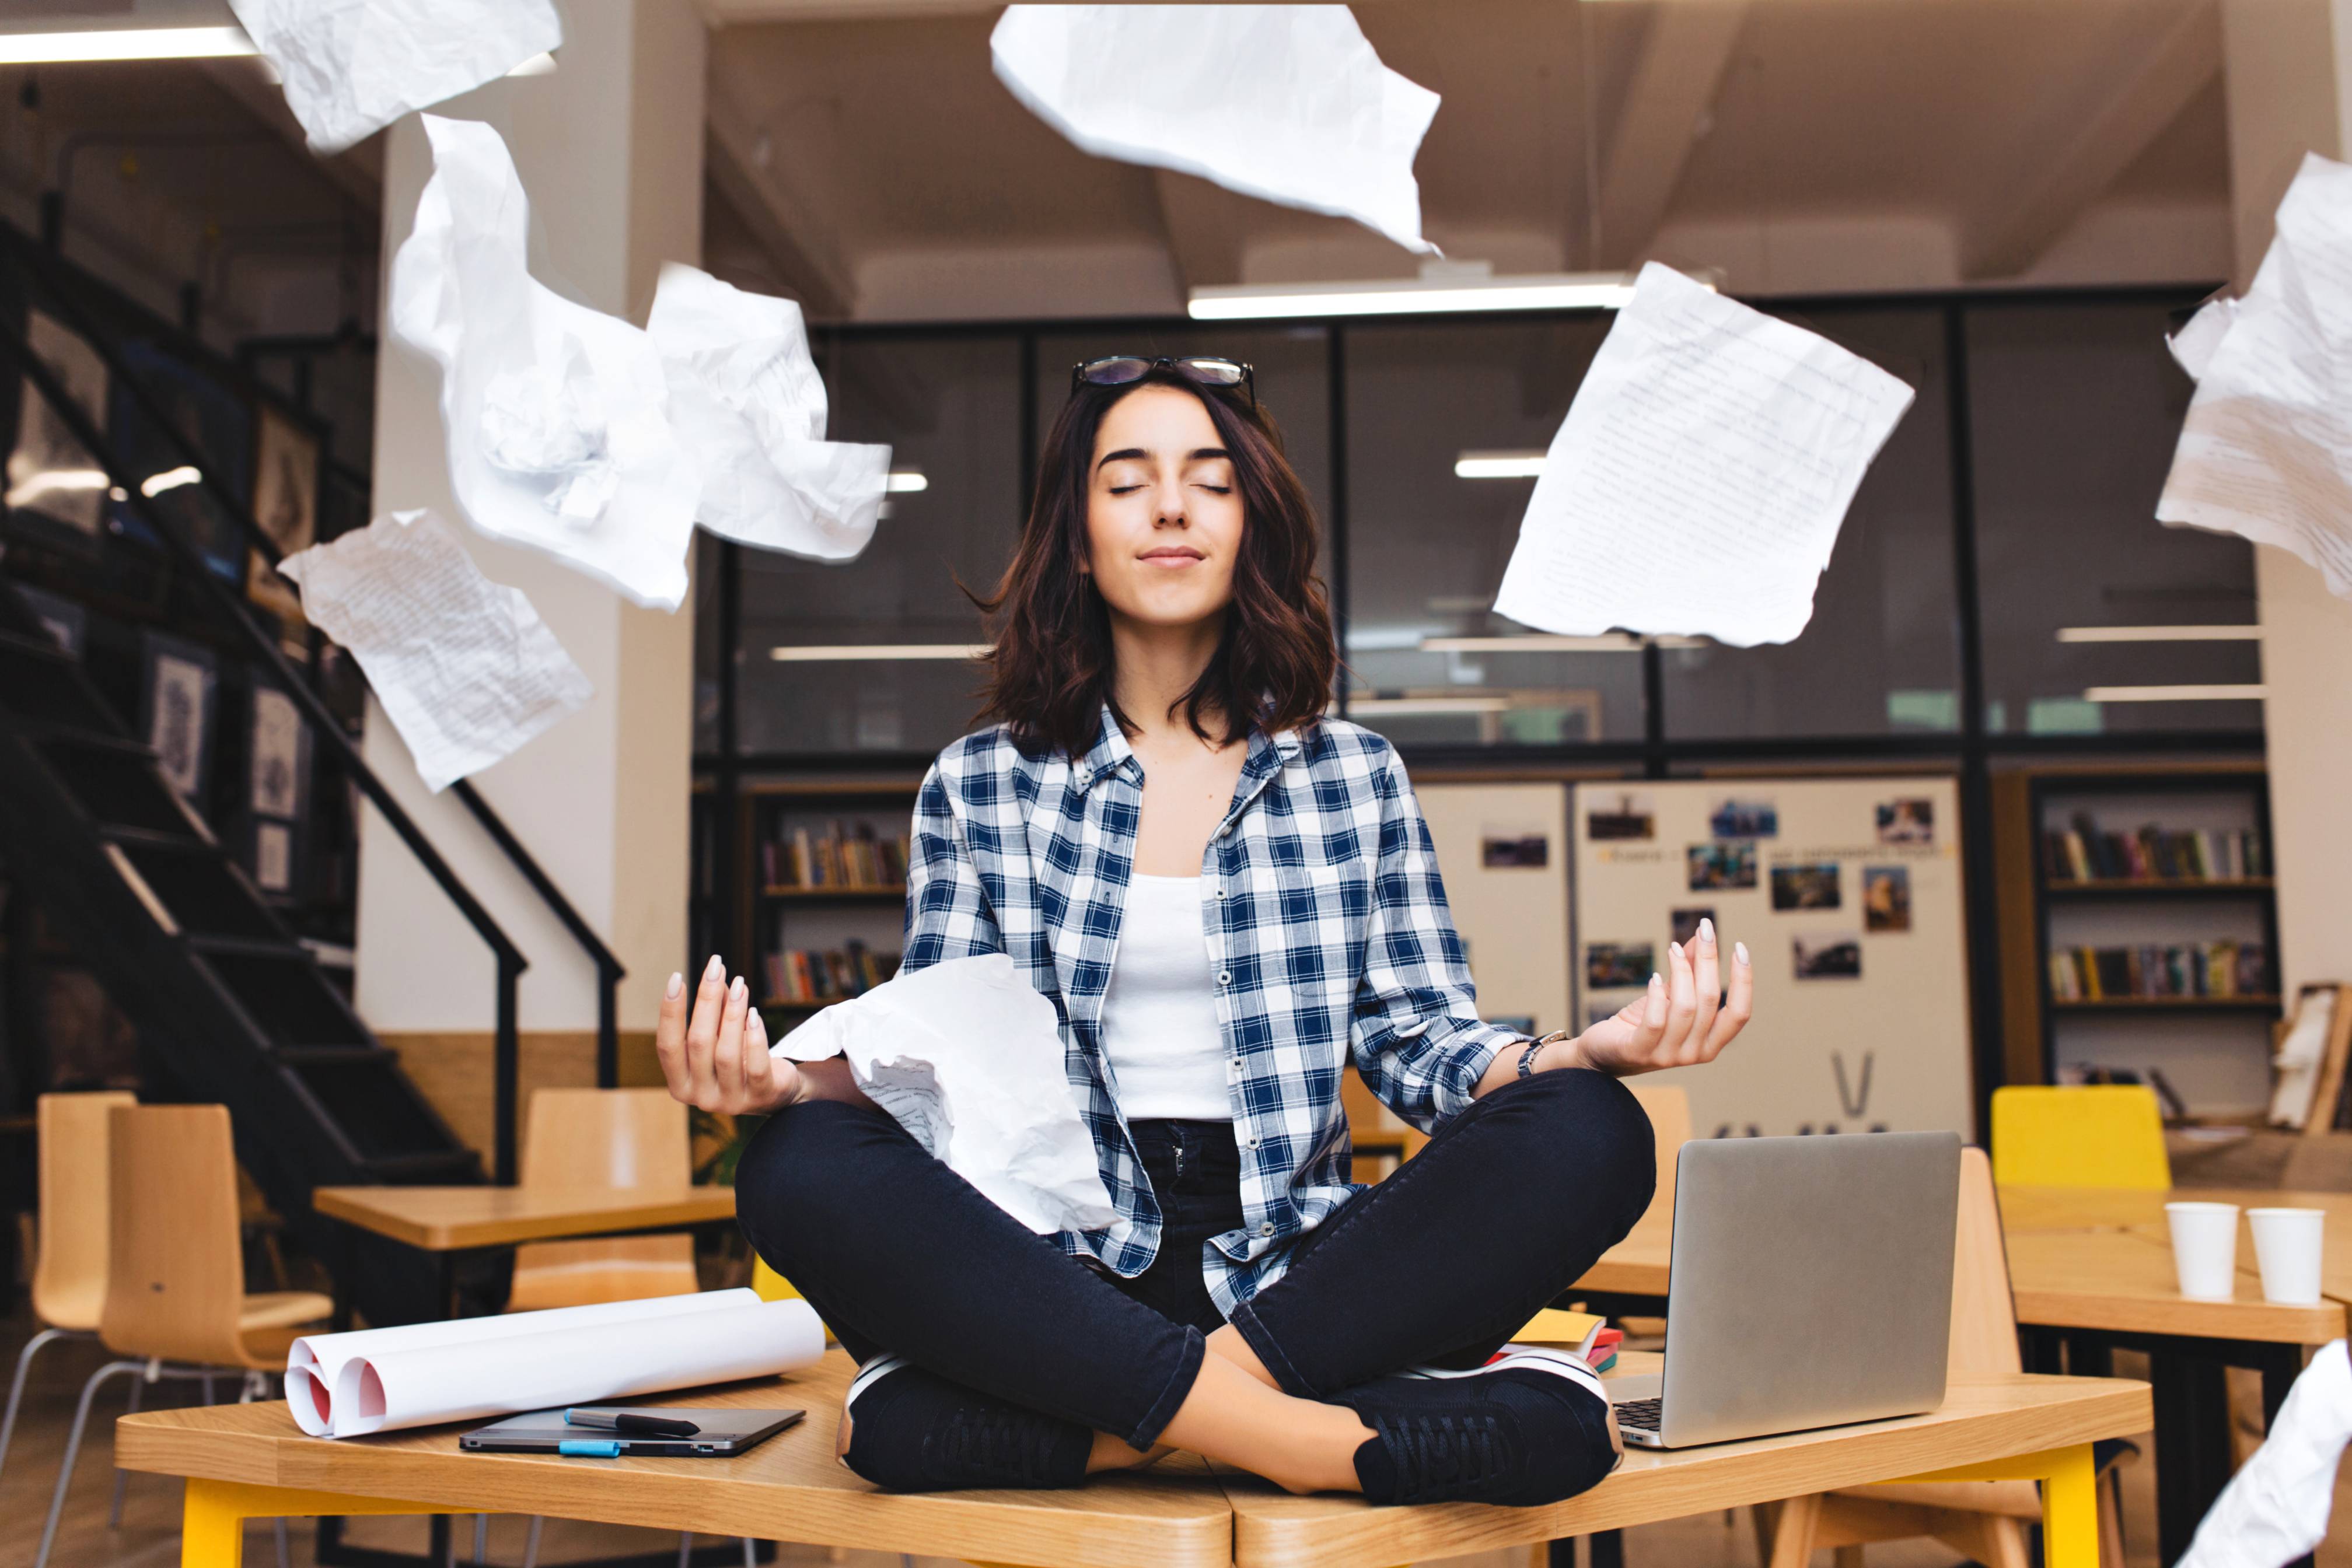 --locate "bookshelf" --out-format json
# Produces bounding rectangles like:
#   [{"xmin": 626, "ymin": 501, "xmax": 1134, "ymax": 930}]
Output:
[{"xmin": 1995, "ymin": 764, "xmax": 2278, "ymax": 1120}]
